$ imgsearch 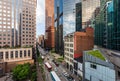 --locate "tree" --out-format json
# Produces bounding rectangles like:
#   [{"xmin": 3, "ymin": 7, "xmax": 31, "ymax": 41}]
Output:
[{"xmin": 12, "ymin": 63, "xmax": 30, "ymax": 81}]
